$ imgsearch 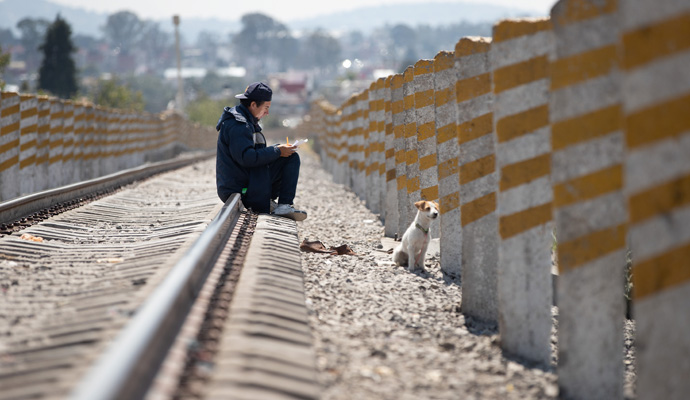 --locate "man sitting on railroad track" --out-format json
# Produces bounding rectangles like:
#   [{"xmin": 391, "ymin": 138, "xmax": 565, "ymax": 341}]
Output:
[{"xmin": 215, "ymin": 81, "xmax": 307, "ymax": 221}]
